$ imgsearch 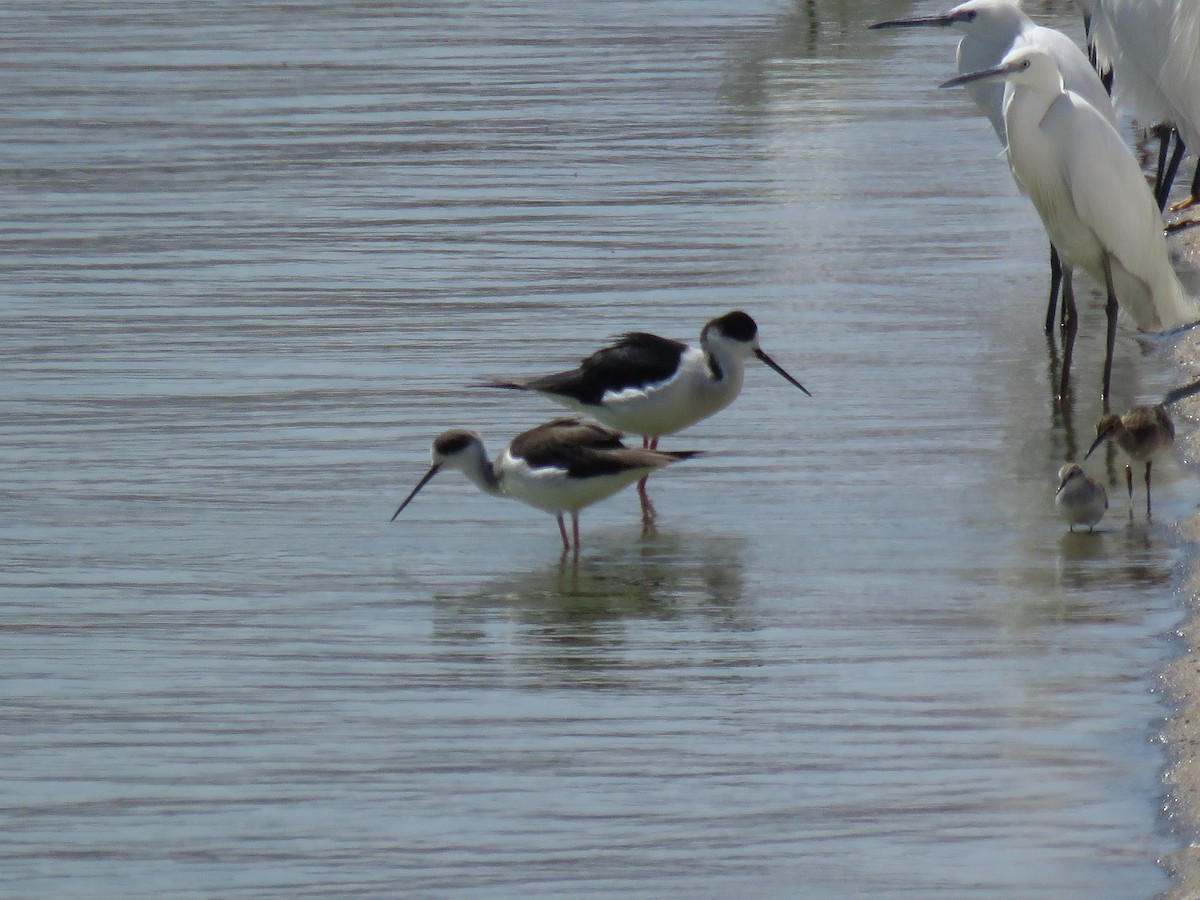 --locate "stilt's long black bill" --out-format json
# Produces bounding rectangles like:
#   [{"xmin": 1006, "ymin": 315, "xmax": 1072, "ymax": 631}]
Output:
[
  {"xmin": 869, "ymin": 15, "xmax": 955, "ymax": 29},
  {"xmin": 755, "ymin": 349, "xmax": 812, "ymax": 396},
  {"xmin": 391, "ymin": 464, "xmax": 441, "ymax": 521},
  {"xmin": 1084, "ymin": 436, "xmax": 1105, "ymax": 460}
]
